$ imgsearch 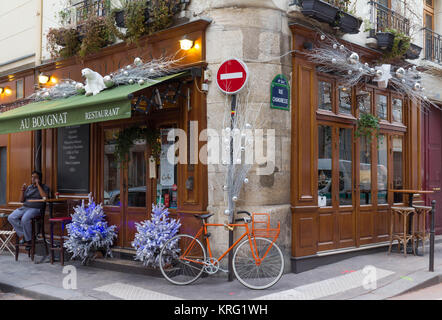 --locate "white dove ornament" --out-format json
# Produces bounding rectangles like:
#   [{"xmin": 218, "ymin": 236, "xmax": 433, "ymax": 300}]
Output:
[{"xmin": 81, "ymin": 68, "xmax": 106, "ymax": 96}]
